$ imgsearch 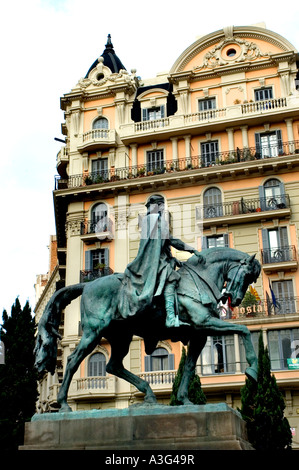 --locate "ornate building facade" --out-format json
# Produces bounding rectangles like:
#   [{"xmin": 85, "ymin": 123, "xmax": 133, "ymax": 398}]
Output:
[{"xmin": 35, "ymin": 25, "xmax": 299, "ymax": 446}]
